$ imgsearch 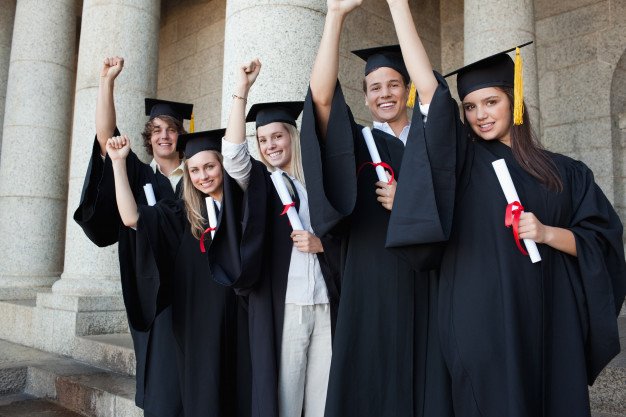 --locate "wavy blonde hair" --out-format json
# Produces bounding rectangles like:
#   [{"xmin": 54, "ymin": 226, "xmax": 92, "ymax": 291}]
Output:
[
  {"xmin": 182, "ymin": 150, "xmax": 224, "ymax": 240},
  {"xmin": 256, "ymin": 123, "xmax": 305, "ymax": 185}
]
